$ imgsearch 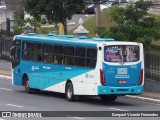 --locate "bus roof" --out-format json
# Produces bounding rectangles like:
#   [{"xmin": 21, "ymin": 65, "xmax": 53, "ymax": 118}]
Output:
[{"xmin": 15, "ymin": 33, "xmax": 115, "ymax": 47}]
